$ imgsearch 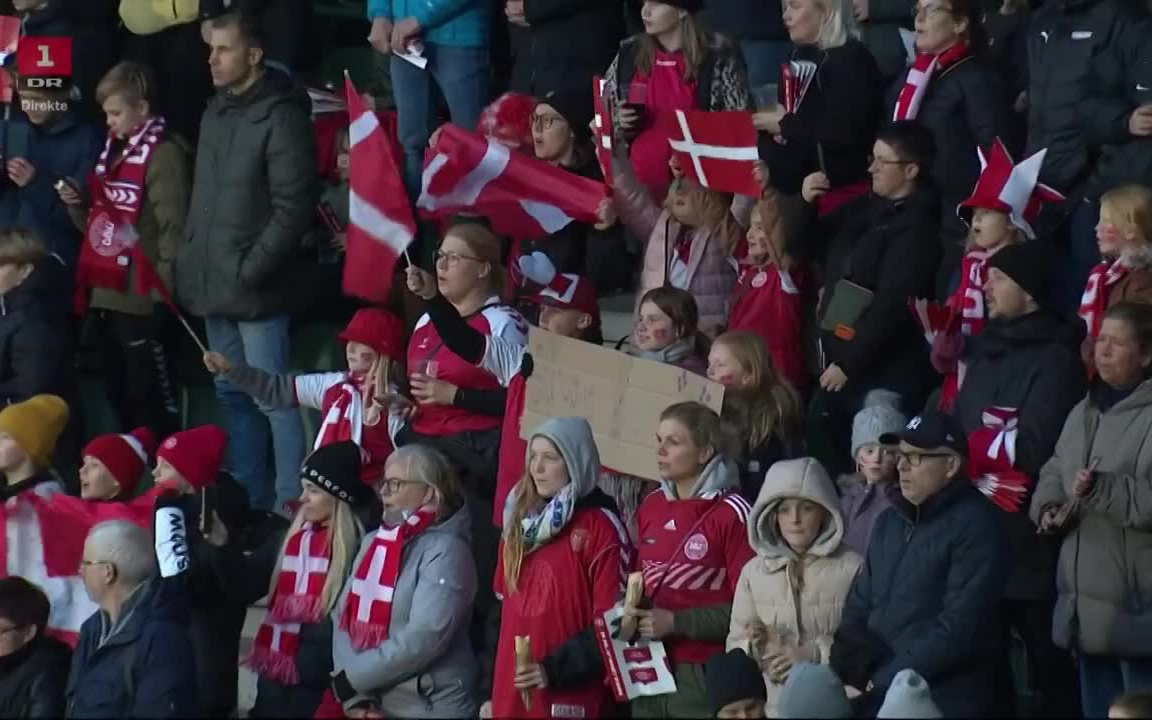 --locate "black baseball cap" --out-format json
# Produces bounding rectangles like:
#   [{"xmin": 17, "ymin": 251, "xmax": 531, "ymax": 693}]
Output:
[{"xmin": 879, "ymin": 409, "xmax": 968, "ymax": 456}]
